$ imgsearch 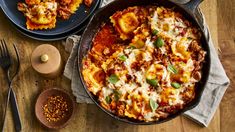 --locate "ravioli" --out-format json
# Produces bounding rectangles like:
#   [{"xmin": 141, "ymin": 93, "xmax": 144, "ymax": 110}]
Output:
[
  {"xmin": 110, "ymin": 6, "xmax": 148, "ymax": 40},
  {"xmin": 18, "ymin": 1, "xmax": 57, "ymax": 30},
  {"xmin": 26, "ymin": 17, "xmax": 56, "ymax": 30},
  {"xmin": 17, "ymin": 0, "xmax": 84, "ymax": 30}
]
